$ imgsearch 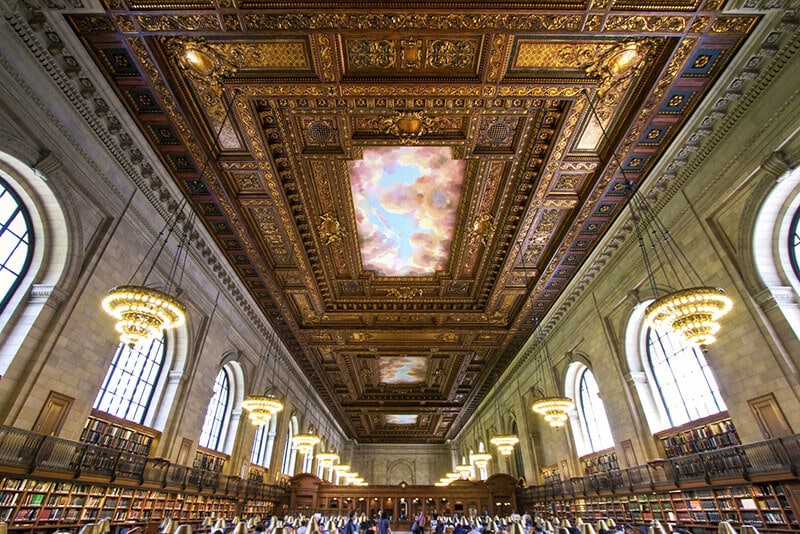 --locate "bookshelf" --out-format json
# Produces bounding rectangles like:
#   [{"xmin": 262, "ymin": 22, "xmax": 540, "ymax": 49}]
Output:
[
  {"xmin": 0, "ymin": 476, "xmax": 240, "ymax": 532},
  {"xmin": 656, "ymin": 413, "xmax": 740, "ymax": 459},
  {"xmin": 581, "ymin": 448, "xmax": 619, "ymax": 475},
  {"xmin": 80, "ymin": 411, "xmax": 160, "ymax": 457},
  {"xmin": 542, "ymin": 465, "xmax": 561, "ymax": 484},
  {"xmin": 526, "ymin": 483, "xmax": 798, "ymax": 532},
  {"xmin": 194, "ymin": 447, "xmax": 228, "ymax": 473}
]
